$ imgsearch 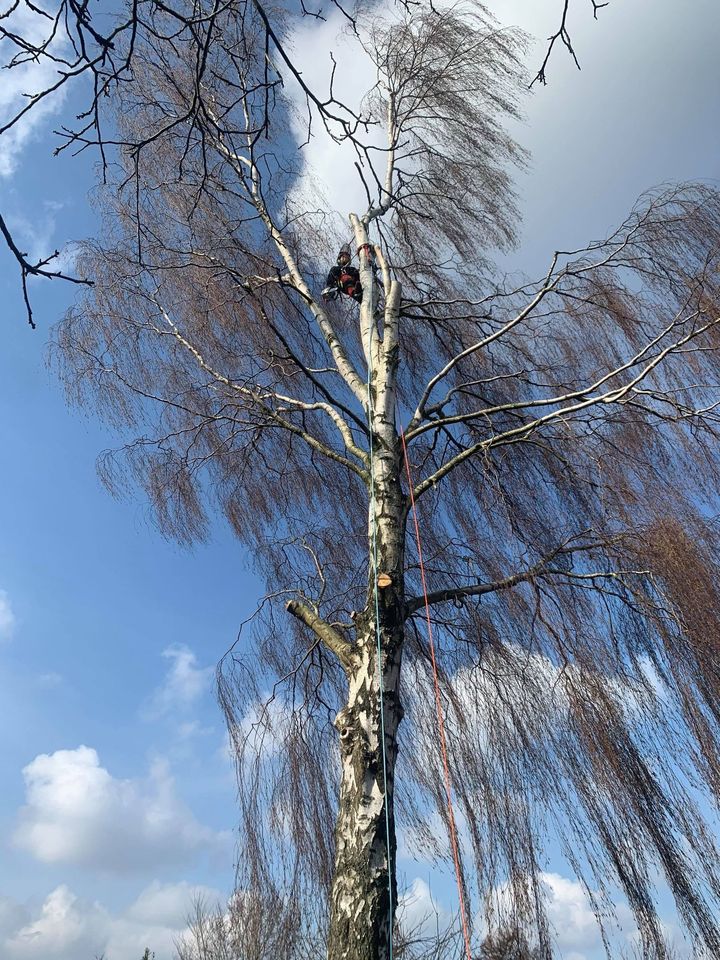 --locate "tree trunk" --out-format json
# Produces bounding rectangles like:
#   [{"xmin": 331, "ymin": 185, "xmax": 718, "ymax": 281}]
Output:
[{"xmin": 327, "ymin": 431, "xmax": 405, "ymax": 960}]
